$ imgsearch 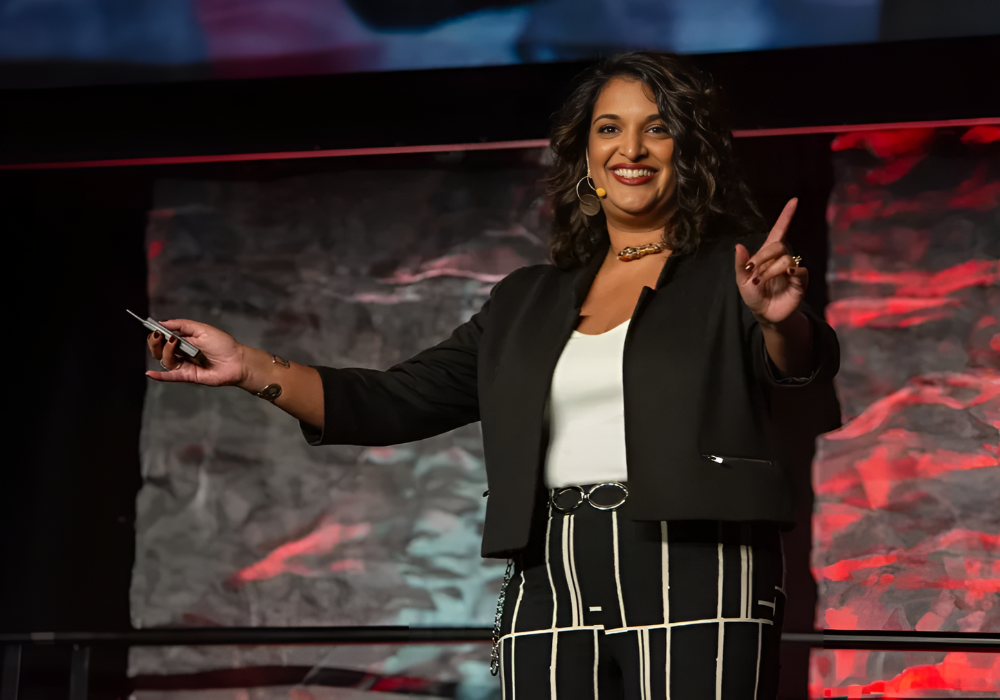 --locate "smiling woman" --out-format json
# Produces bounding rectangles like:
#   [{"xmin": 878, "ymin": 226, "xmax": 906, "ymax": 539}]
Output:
[
  {"xmin": 548, "ymin": 52, "xmax": 767, "ymax": 270},
  {"xmin": 591, "ymin": 82, "xmax": 678, "ymax": 220},
  {"xmin": 481, "ymin": 52, "xmax": 835, "ymax": 696},
  {"xmin": 142, "ymin": 50, "xmax": 840, "ymax": 699}
]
